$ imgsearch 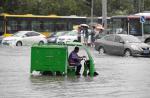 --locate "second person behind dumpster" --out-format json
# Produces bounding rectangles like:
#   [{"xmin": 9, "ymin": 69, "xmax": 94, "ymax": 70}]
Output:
[{"xmin": 68, "ymin": 46, "xmax": 85, "ymax": 76}]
